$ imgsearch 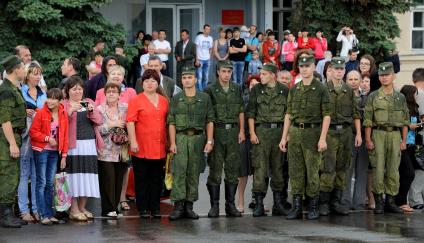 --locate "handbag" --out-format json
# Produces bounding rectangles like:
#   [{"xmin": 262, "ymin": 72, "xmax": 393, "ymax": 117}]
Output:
[
  {"xmin": 53, "ymin": 172, "xmax": 72, "ymax": 212},
  {"xmin": 110, "ymin": 127, "xmax": 129, "ymax": 145},
  {"xmin": 164, "ymin": 153, "xmax": 174, "ymax": 190},
  {"xmin": 120, "ymin": 143, "xmax": 131, "ymax": 163}
]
